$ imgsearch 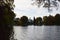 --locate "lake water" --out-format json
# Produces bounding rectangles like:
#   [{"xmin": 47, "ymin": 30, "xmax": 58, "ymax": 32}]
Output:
[{"xmin": 13, "ymin": 26, "xmax": 60, "ymax": 40}]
